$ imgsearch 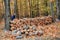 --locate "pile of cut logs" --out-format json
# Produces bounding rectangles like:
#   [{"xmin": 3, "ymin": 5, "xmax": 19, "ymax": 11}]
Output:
[{"xmin": 5, "ymin": 16, "xmax": 57, "ymax": 39}]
